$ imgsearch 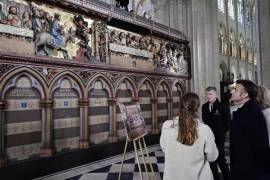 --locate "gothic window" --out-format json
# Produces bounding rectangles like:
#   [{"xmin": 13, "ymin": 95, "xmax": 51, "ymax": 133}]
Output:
[
  {"xmin": 245, "ymin": 2, "xmax": 251, "ymax": 28},
  {"xmin": 228, "ymin": 0, "xmax": 235, "ymax": 20},
  {"xmin": 229, "ymin": 41, "xmax": 233, "ymax": 56},
  {"xmin": 219, "ymin": 36, "xmax": 222, "ymax": 53},
  {"xmin": 237, "ymin": 0, "xmax": 243, "ymax": 24},
  {"xmin": 218, "ymin": 0, "xmax": 225, "ymax": 13}
]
